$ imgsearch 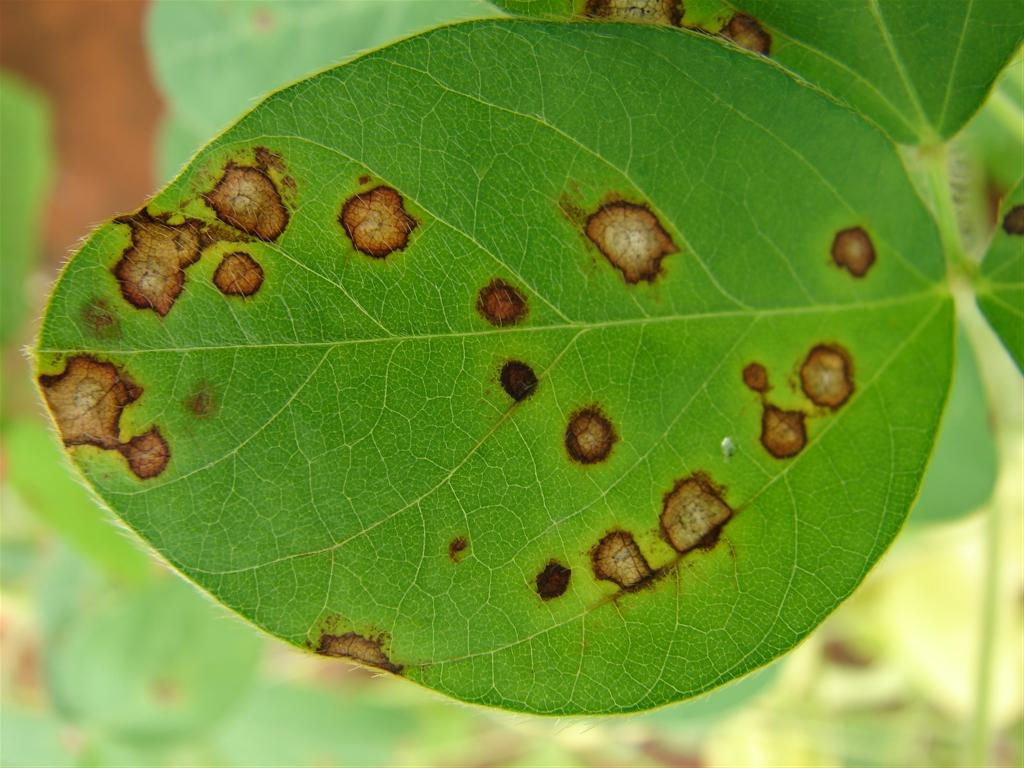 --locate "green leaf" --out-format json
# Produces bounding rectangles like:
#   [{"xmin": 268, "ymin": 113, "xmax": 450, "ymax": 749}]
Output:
[
  {"xmin": 34, "ymin": 19, "xmax": 951, "ymax": 714},
  {"xmin": 978, "ymin": 177, "xmax": 1024, "ymax": 370},
  {"xmin": 0, "ymin": 72, "xmax": 52, "ymax": 345},
  {"xmin": 492, "ymin": 0, "xmax": 1024, "ymax": 144},
  {"xmin": 909, "ymin": 324, "xmax": 997, "ymax": 525}
]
